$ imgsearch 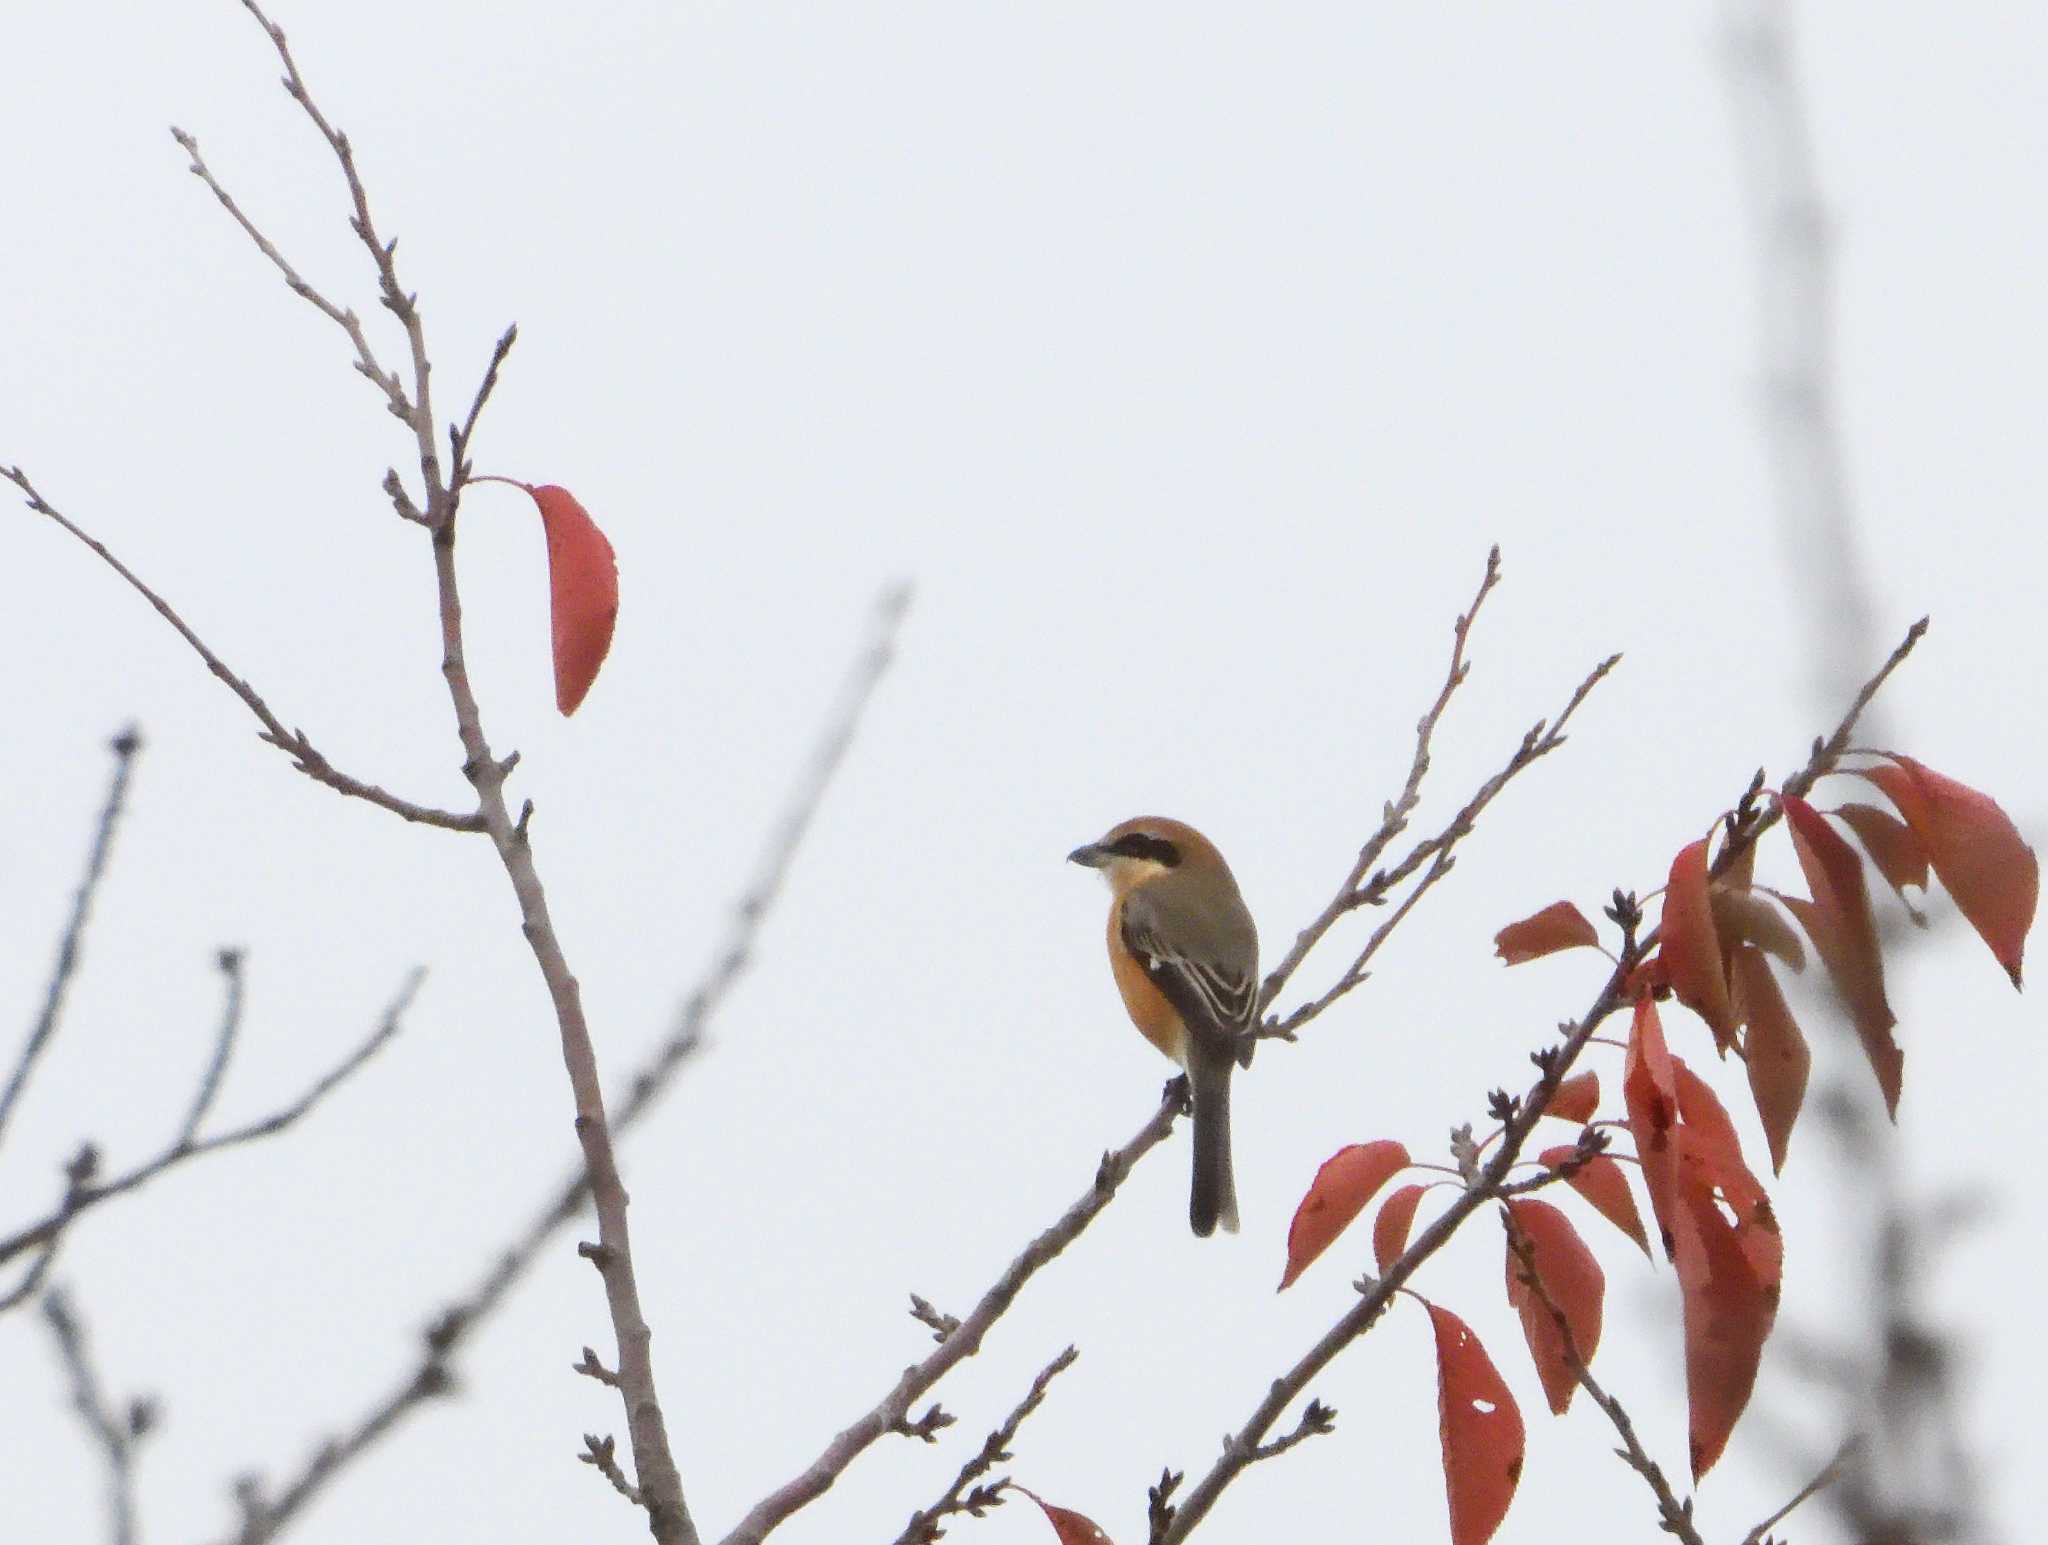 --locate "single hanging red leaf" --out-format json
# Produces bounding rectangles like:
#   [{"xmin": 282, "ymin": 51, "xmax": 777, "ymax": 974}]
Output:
[
  {"xmin": 1015, "ymin": 1488, "xmax": 1116, "ymax": 1545},
  {"xmin": 1493, "ymin": 901, "xmax": 1599, "ymax": 964},
  {"xmin": 1661, "ymin": 839, "xmax": 1738, "ymax": 1051},
  {"xmin": 1669, "ymin": 1127, "xmax": 1782, "ymax": 1479},
  {"xmin": 1861, "ymin": 755, "xmax": 2039, "ymax": 988},
  {"xmin": 1545, "ymin": 1070, "xmax": 1600, "ymax": 1125},
  {"xmin": 1502, "ymin": 1200, "xmax": 1606, "ymax": 1415},
  {"xmin": 1374, "ymin": 1183, "xmax": 1428, "ymax": 1271},
  {"xmin": 1780, "ymin": 796, "xmax": 1902, "ymax": 1115},
  {"xmin": 1280, "ymin": 1140, "xmax": 1410, "ymax": 1290},
  {"xmin": 1731, "ymin": 945, "xmax": 1808, "ymax": 1175},
  {"xmin": 1426, "ymin": 1300, "xmax": 1526, "ymax": 1545},
  {"xmin": 1708, "ymin": 882, "xmax": 1807, "ymax": 972},
  {"xmin": 1538, "ymin": 1146, "xmax": 1651, "ymax": 1258},
  {"xmin": 524, "ymin": 482, "xmax": 619, "ymax": 715},
  {"xmin": 1622, "ymin": 995, "xmax": 1680, "ymax": 1260}
]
